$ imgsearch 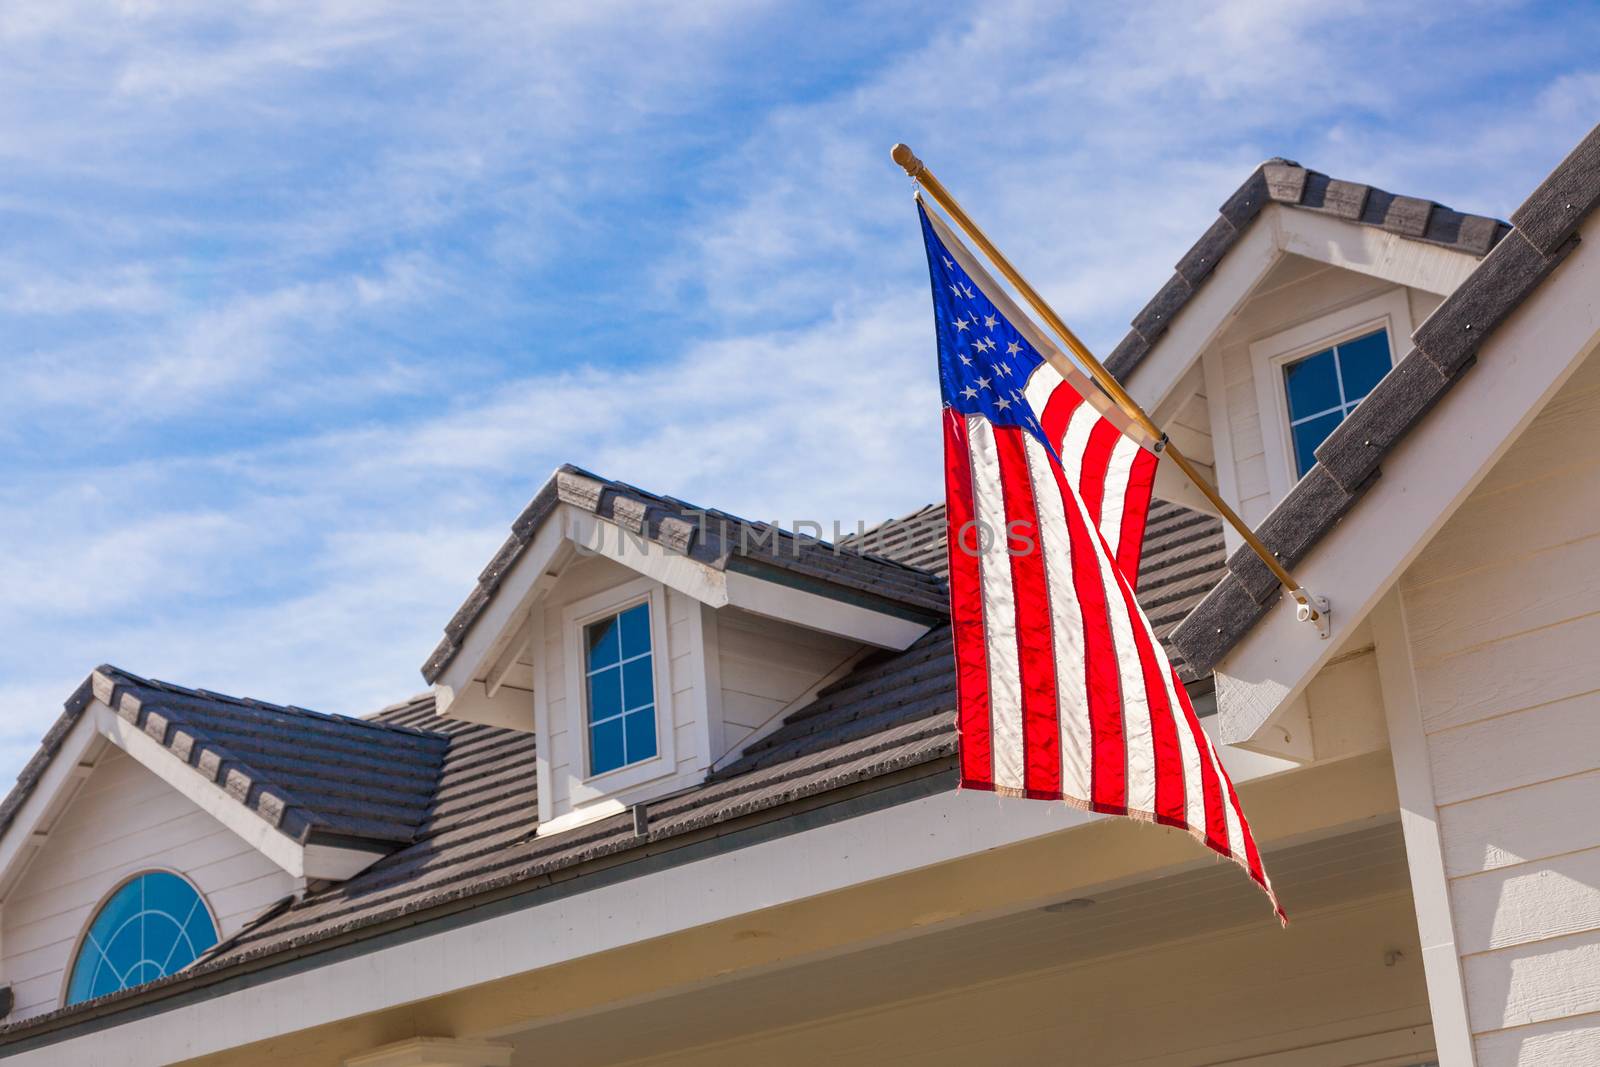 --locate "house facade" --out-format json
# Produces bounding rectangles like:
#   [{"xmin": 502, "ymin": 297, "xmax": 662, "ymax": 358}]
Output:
[{"xmin": 0, "ymin": 123, "xmax": 1596, "ymax": 1066}]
